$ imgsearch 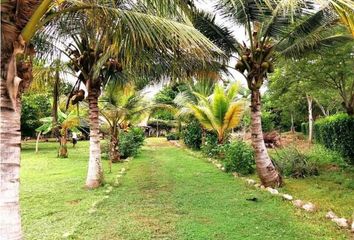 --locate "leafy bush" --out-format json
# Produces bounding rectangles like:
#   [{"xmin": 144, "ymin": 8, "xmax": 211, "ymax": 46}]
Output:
[
  {"xmin": 307, "ymin": 145, "xmax": 348, "ymax": 168},
  {"xmin": 119, "ymin": 127, "xmax": 145, "ymax": 159},
  {"xmin": 201, "ymin": 132, "xmax": 219, "ymax": 157},
  {"xmin": 222, "ymin": 141, "xmax": 255, "ymax": 175},
  {"xmin": 314, "ymin": 114, "xmax": 354, "ymax": 164},
  {"xmin": 273, "ymin": 147, "xmax": 319, "ymax": 178},
  {"xmin": 166, "ymin": 132, "xmax": 180, "ymax": 141},
  {"xmin": 182, "ymin": 120, "xmax": 202, "ymax": 149},
  {"xmin": 301, "ymin": 122, "xmax": 309, "ymax": 135},
  {"xmin": 262, "ymin": 111, "xmax": 275, "ymax": 132},
  {"xmin": 21, "ymin": 93, "xmax": 51, "ymax": 137}
]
